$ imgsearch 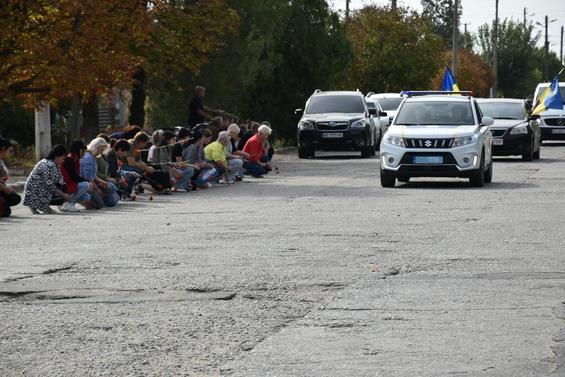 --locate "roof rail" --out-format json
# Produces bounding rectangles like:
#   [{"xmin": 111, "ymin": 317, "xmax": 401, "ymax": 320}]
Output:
[
  {"xmin": 313, "ymin": 89, "xmax": 322, "ymax": 94},
  {"xmin": 401, "ymin": 90, "xmax": 473, "ymax": 97}
]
